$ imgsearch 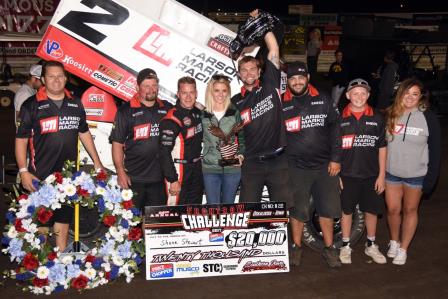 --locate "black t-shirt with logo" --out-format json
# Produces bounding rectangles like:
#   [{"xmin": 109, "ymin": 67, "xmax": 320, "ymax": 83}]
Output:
[
  {"xmin": 109, "ymin": 97, "xmax": 171, "ymax": 183},
  {"xmin": 231, "ymin": 60, "xmax": 286, "ymax": 158},
  {"xmin": 159, "ymin": 104, "xmax": 203, "ymax": 183},
  {"xmin": 16, "ymin": 88, "xmax": 89, "ymax": 180},
  {"xmin": 282, "ymin": 85, "xmax": 342, "ymax": 169},
  {"xmin": 340, "ymin": 105, "xmax": 387, "ymax": 178}
]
